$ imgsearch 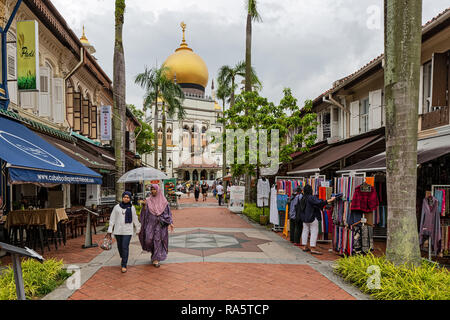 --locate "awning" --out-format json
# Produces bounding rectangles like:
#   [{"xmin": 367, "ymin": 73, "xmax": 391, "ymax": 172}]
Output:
[
  {"xmin": 337, "ymin": 134, "xmax": 450, "ymax": 173},
  {"xmin": 287, "ymin": 135, "xmax": 383, "ymax": 175},
  {"xmin": 36, "ymin": 133, "xmax": 116, "ymax": 172},
  {"xmin": 0, "ymin": 117, "xmax": 102, "ymax": 184}
]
